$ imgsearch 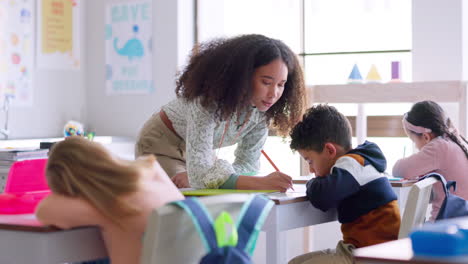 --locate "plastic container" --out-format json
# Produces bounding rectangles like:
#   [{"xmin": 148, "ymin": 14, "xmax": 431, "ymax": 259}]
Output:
[
  {"xmin": 410, "ymin": 222, "xmax": 468, "ymax": 257},
  {"xmin": 0, "ymin": 159, "xmax": 50, "ymax": 214}
]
